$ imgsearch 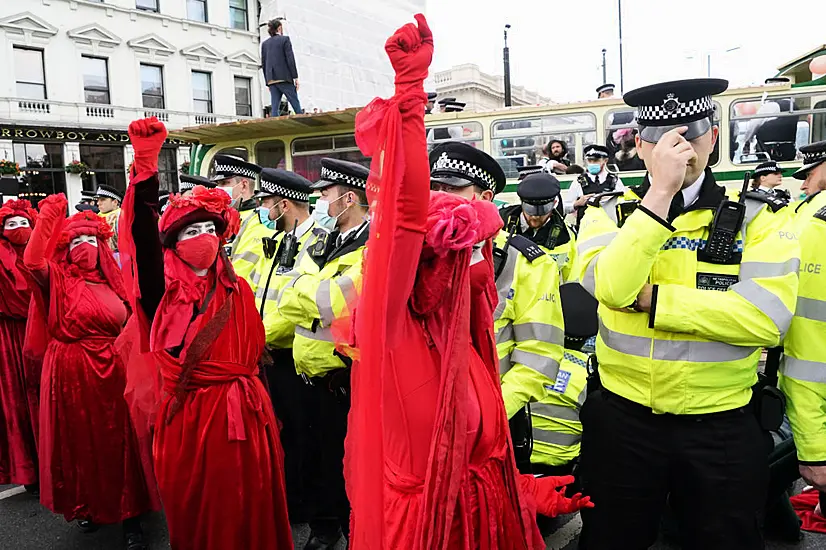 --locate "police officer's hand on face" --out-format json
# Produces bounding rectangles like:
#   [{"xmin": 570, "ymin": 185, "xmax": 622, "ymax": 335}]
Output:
[
  {"xmin": 639, "ymin": 127, "xmax": 697, "ymax": 220},
  {"xmin": 800, "ymin": 464, "xmax": 826, "ymax": 492}
]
